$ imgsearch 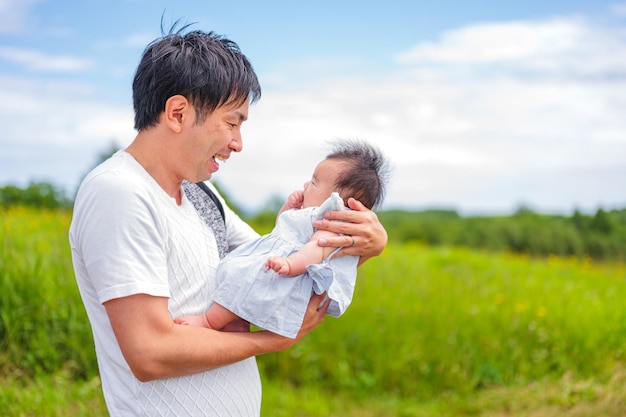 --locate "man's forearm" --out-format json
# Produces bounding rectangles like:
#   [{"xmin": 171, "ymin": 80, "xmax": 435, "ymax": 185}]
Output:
[{"xmin": 105, "ymin": 292, "xmax": 329, "ymax": 381}]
